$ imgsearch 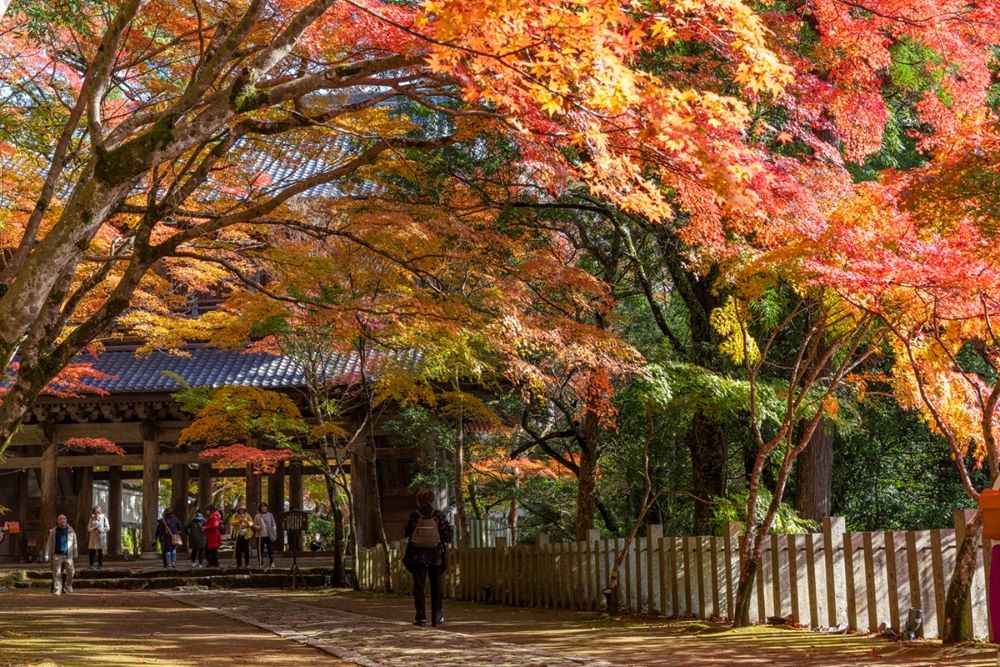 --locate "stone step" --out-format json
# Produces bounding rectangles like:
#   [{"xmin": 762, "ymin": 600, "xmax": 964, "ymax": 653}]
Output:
[
  {"xmin": 12, "ymin": 572, "xmax": 330, "ymax": 590},
  {"xmin": 18, "ymin": 565, "xmax": 334, "ymax": 580}
]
